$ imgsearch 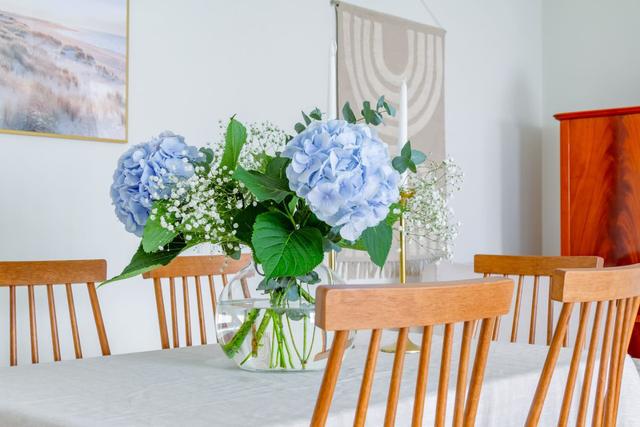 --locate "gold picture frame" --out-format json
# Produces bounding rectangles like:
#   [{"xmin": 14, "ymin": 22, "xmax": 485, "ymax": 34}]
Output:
[{"xmin": 0, "ymin": 0, "xmax": 129, "ymax": 143}]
